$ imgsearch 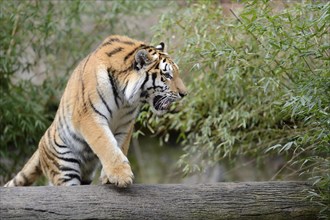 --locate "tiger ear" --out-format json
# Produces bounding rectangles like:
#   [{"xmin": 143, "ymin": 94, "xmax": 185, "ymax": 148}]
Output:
[
  {"xmin": 135, "ymin": 49, "xmax": 152, "ymax": 70},
  {"xmin": 155, "ymin": 42, "xmax": 165, "ymax": 52}
]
